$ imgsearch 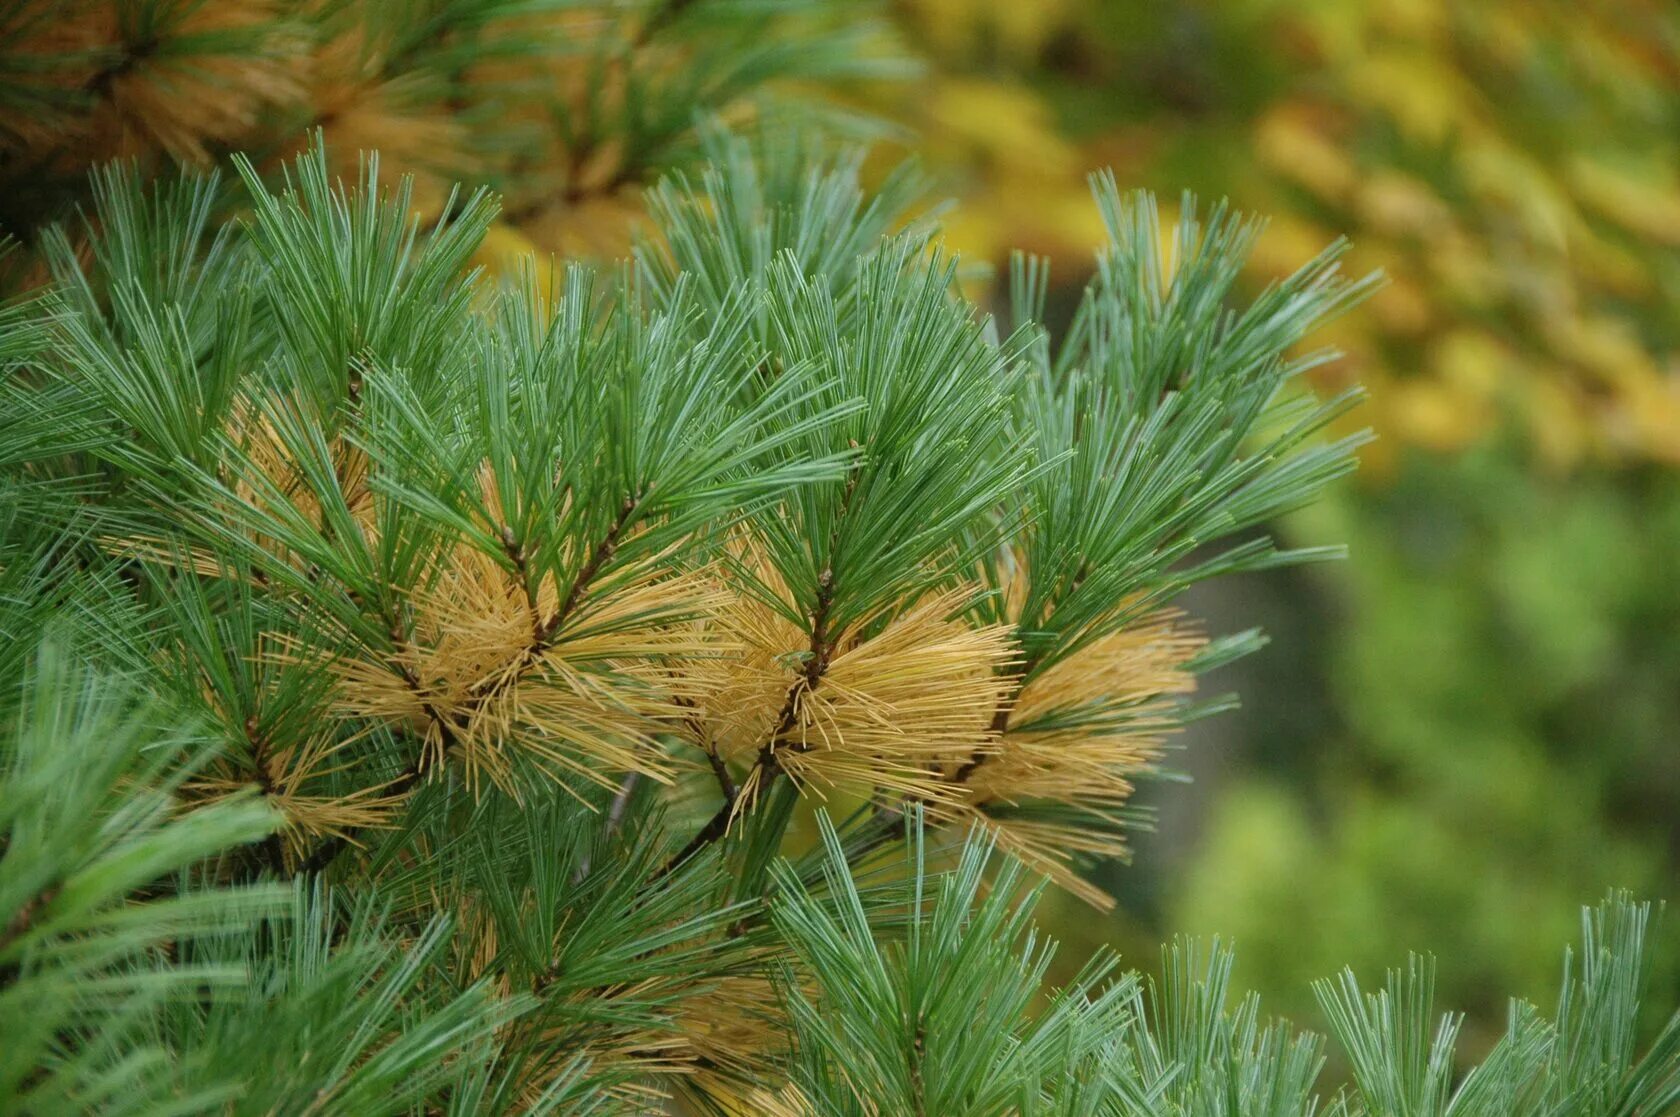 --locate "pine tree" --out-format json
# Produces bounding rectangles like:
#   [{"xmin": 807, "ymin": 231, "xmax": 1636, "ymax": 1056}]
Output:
[{"xmin": 1, "ymin": 99, "xmax": 1677, "ymax": 1117}]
